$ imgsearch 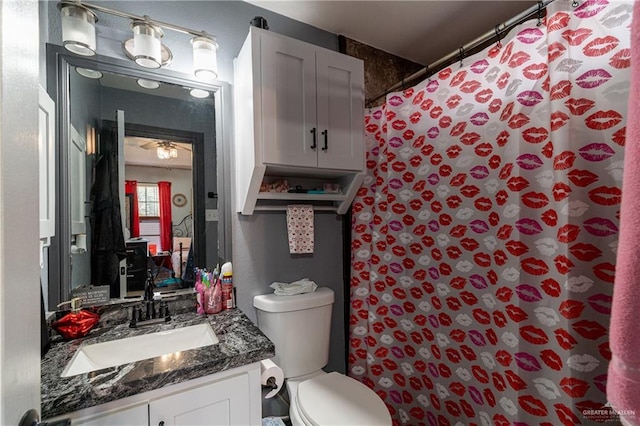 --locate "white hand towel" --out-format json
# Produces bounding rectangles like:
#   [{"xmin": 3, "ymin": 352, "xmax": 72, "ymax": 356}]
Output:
[
  {"xmin": 286, "ymin": 205, "xmax": 314, "ymax": 254},
  {"xmin": 270, "ymin": 278, "xmax": 318, "ymax": 296}
]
